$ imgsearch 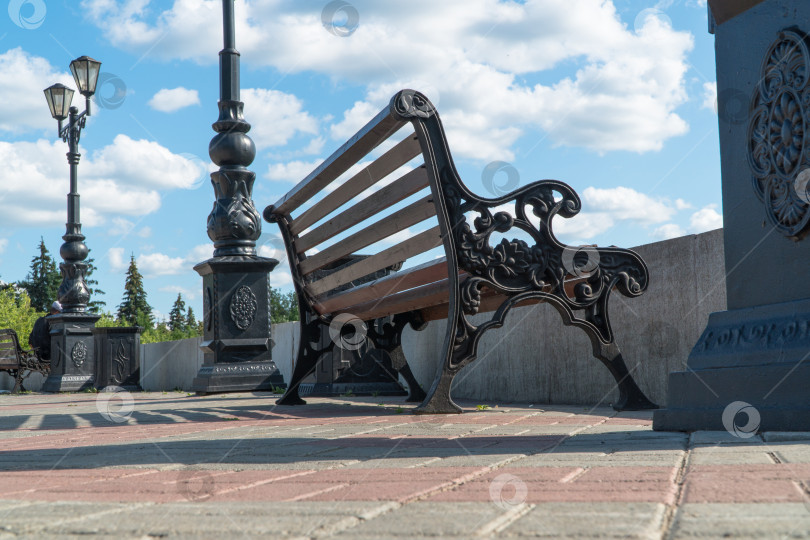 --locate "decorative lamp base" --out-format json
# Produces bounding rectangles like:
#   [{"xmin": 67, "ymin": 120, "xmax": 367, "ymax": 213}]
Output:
[
  {"xmin": 654, "ymin": 298, "xmax": 810, "ymax": 431},
  {"xmin": 42, "ymin": 312, "xmax": 100, "ymax": 392},
  {"xmin": 192, "ymin": 256, "xmax": 286, "ymax": 394}
]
